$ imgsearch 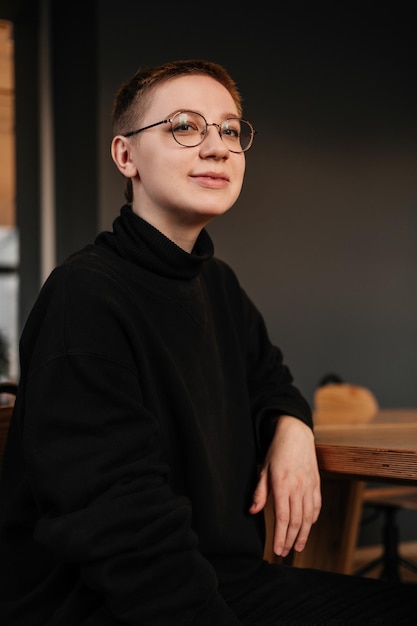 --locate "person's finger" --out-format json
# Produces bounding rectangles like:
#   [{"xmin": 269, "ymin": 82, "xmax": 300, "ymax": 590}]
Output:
[
  {"xmin": 249, "ymin": 469, "xmax": 268, "ymax": 514},
  {"xmin": 271, "ymin": 489, "xmax": 291, "ymax": 556},
  {"xmin": 285, "ymin": 495, "xmax": 304, "ymax": 554},
  {"xmin": 292, "ymin": 488, "xmax": 322, "ymax": 552},
  {"xmin": 293, "ymin": 519, "xmax": 312, "ymax": 553}
]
